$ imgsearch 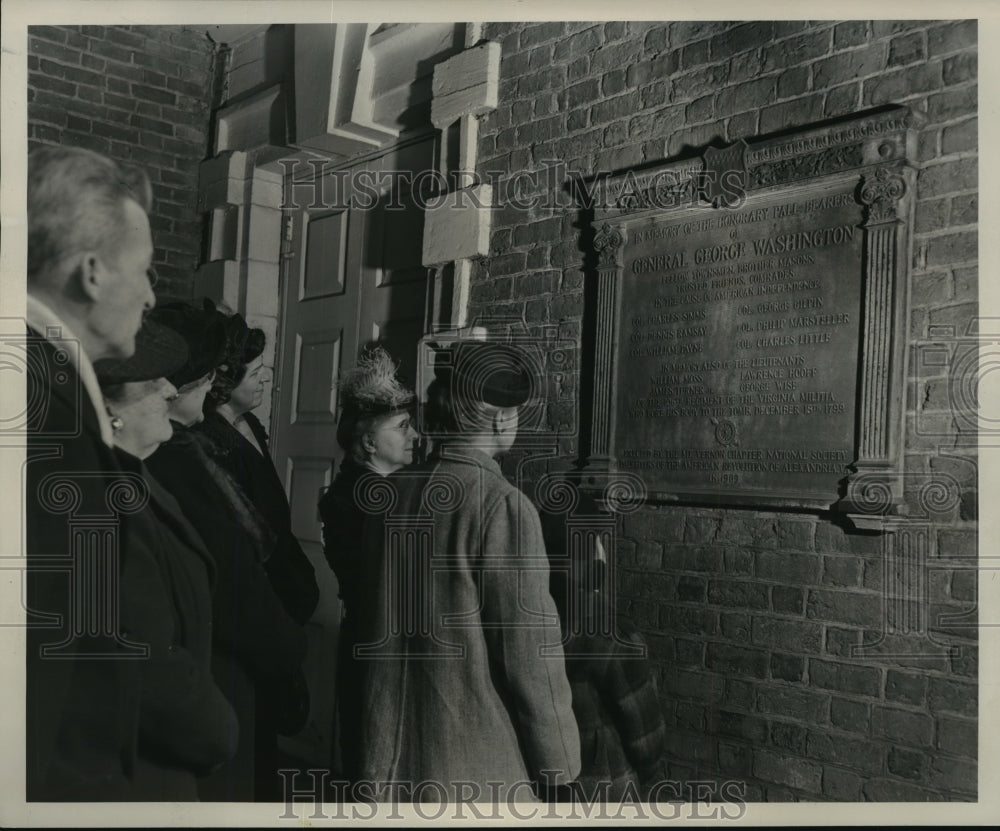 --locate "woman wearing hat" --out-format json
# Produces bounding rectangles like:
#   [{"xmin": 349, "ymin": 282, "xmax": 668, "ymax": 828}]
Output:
[
  {"xmin": 196, "ymin": 311, "xmax": 319, "ymax": 800},
  {"xmin": 317, "ymin": 347, "xmax": 418, "ymax": 782},
  {"xmin": 144, "ymin": 300, "xmax": 307, "ymax": 802},
  {"xmin": 356, "ymin": 340, "xmax": 580, "ymax": 801},
  {"xmin": 95, "ymin": 320, "xmax": 239, "ymax": 800}
]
